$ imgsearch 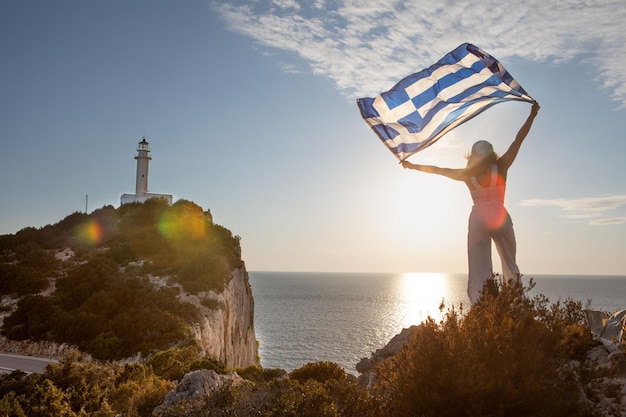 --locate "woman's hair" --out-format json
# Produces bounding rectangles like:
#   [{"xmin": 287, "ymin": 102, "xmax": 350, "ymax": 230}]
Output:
[{"xmin": 465, "ymin": 140, "xmax": 497, "ymax": 170}]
